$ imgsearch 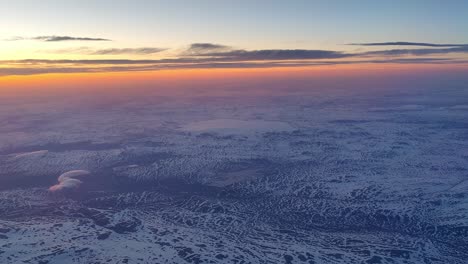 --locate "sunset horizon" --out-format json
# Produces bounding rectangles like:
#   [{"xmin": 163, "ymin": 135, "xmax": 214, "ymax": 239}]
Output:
[{"xmin": 1, "ymin": 1, "xmax": 468, "ymax": 264}]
